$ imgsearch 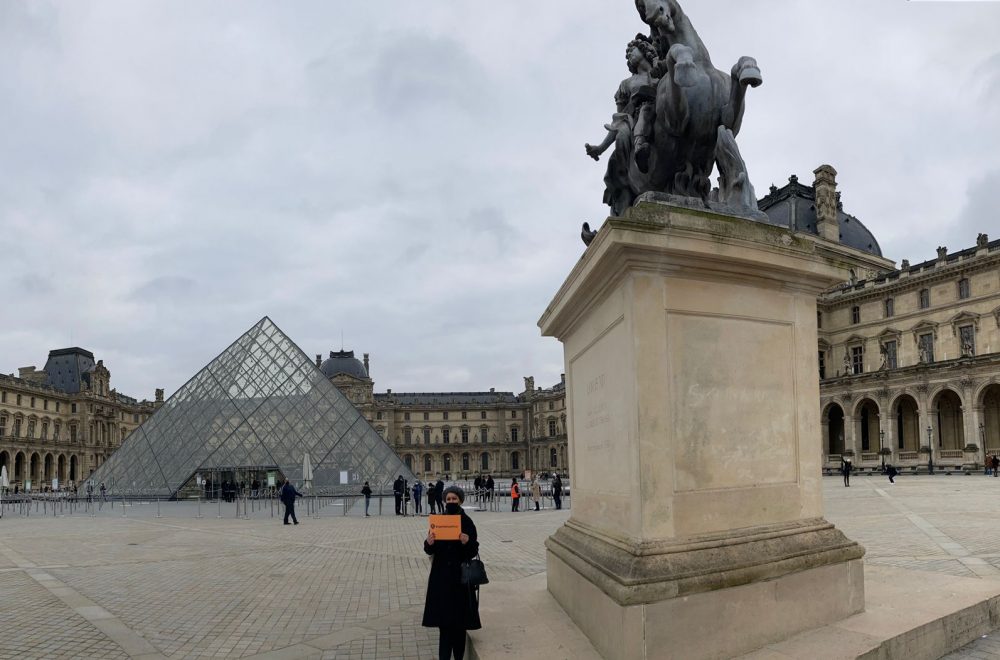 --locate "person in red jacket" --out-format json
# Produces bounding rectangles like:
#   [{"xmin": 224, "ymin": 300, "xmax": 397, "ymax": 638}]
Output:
[{"xmin": 510, "ymin": 477, "xmax": 521, "ymax": 512}]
